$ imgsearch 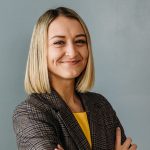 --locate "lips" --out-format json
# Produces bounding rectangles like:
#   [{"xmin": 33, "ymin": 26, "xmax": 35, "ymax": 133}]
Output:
[{"xmin": 60, "ymin": 60, "xmax": 81, "ymax": 65}]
